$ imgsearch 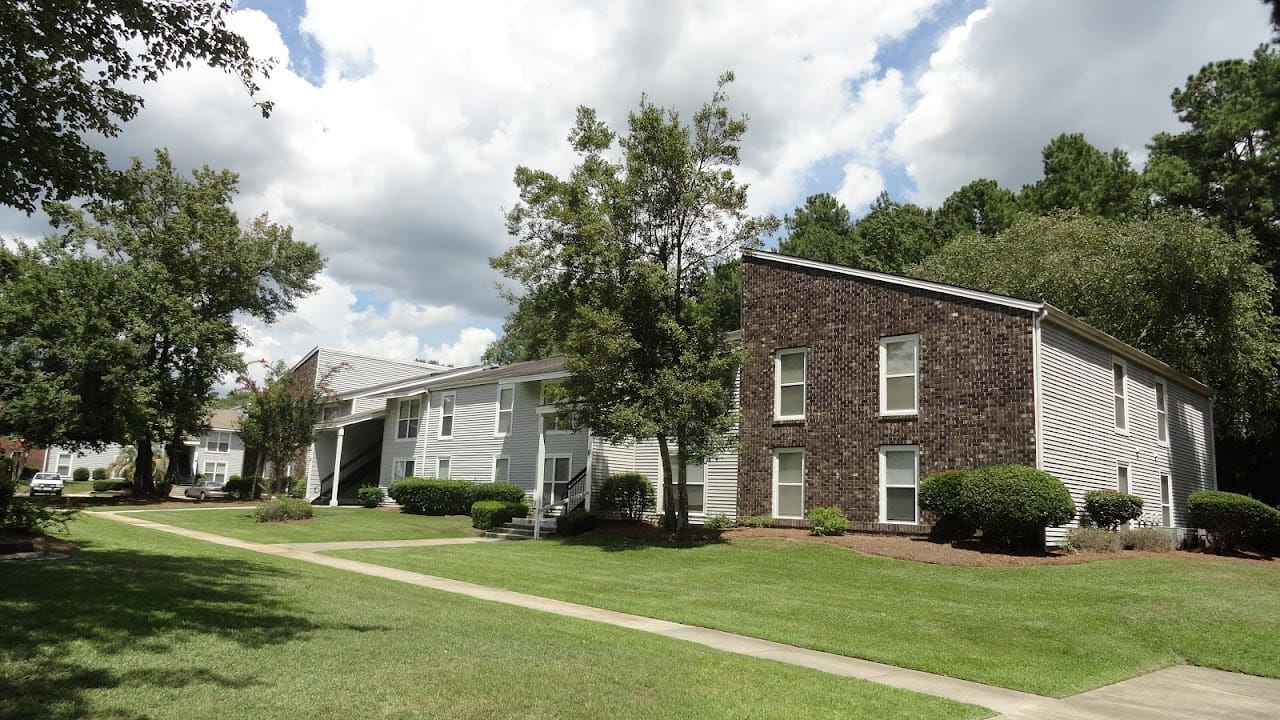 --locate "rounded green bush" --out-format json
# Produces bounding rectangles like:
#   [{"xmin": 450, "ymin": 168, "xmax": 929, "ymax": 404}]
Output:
[
  {"xmin": 919, "ymin": 470, "xmax": 978, "ymax": 540},
  {"xmin": 964, "ymin": 465, "xmax": 1075, "ymax": 549},
  {"xmin": 91, "ymin": 468, "xmax": 108, "ymax": 482},
  {"xmin": 254, "ymin": 497, "xmax": 314, "ymax": 523},
  {"xmin": 807, "ymin": 505, "xmax": 848, "ymax": 536},
  {"xmin": 703, "ymin": 514, "xmax": 735, "ymax": 530},
  {"xmin": 72, "ymin": 467, "xmax": 90, "ymax": 483},
  {"xmin": 1084, "ymin": 490, "xmax": 1144, "ymax": 530},
  {"xmin": 1187, "ymin": 490, "xmax": 1280, "ymax": 554},
  {"xmin": 356, "ymin": 485, "xmax": 384, "ymax": 508},
  {"xmin": 471, "ymin": 500, "xmax": 528, "ymax": 529},
  {"xmin": 598, "ymin": 473, "xmax": 655, "ymax": 521}
]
